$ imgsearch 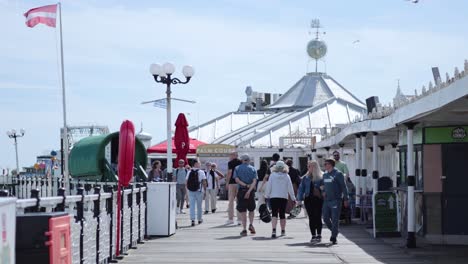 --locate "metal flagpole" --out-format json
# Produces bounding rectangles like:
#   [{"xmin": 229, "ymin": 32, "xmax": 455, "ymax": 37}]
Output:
[{"xmin": 58, "ymin": 2, "xmax": 70, "ymax": 193}]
